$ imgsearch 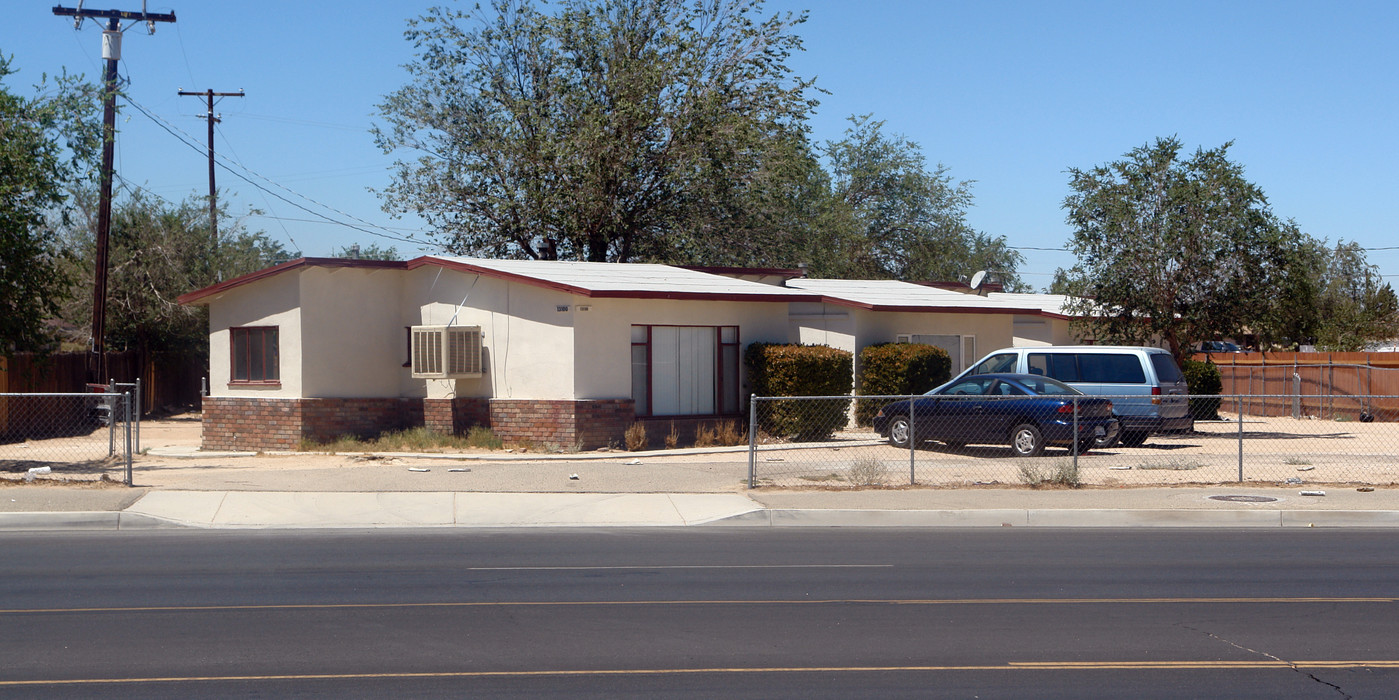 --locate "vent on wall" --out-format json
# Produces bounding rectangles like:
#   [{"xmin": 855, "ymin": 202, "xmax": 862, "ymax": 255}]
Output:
[{"xmin": 411, "ymin": 325, "xmax": 483, "ymax": 379}]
